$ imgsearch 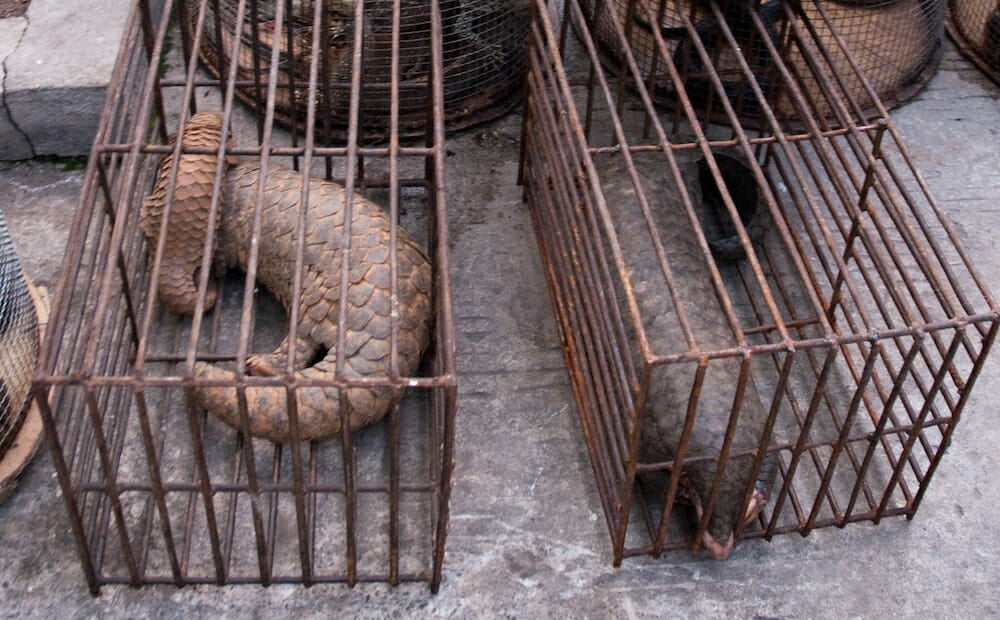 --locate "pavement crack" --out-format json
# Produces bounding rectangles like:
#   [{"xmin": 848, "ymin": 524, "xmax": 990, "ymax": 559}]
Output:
[{"xmin": 2, "ymin": 14, "xmax": 36, "ymax": 158}]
